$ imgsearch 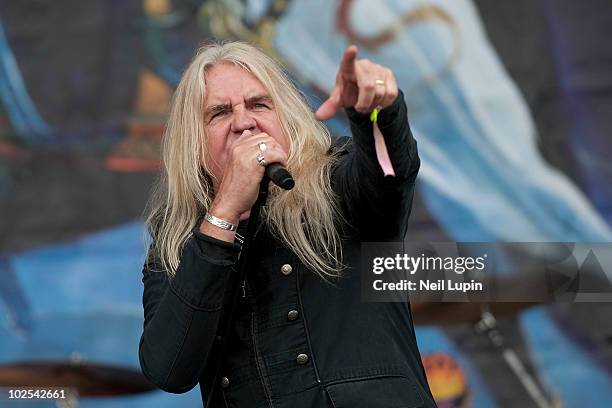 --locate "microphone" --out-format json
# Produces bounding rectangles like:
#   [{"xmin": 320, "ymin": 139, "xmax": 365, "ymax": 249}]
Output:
[{"xmin": 266, "ymin": 163, "xmax": 294, "ymax": 190}]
